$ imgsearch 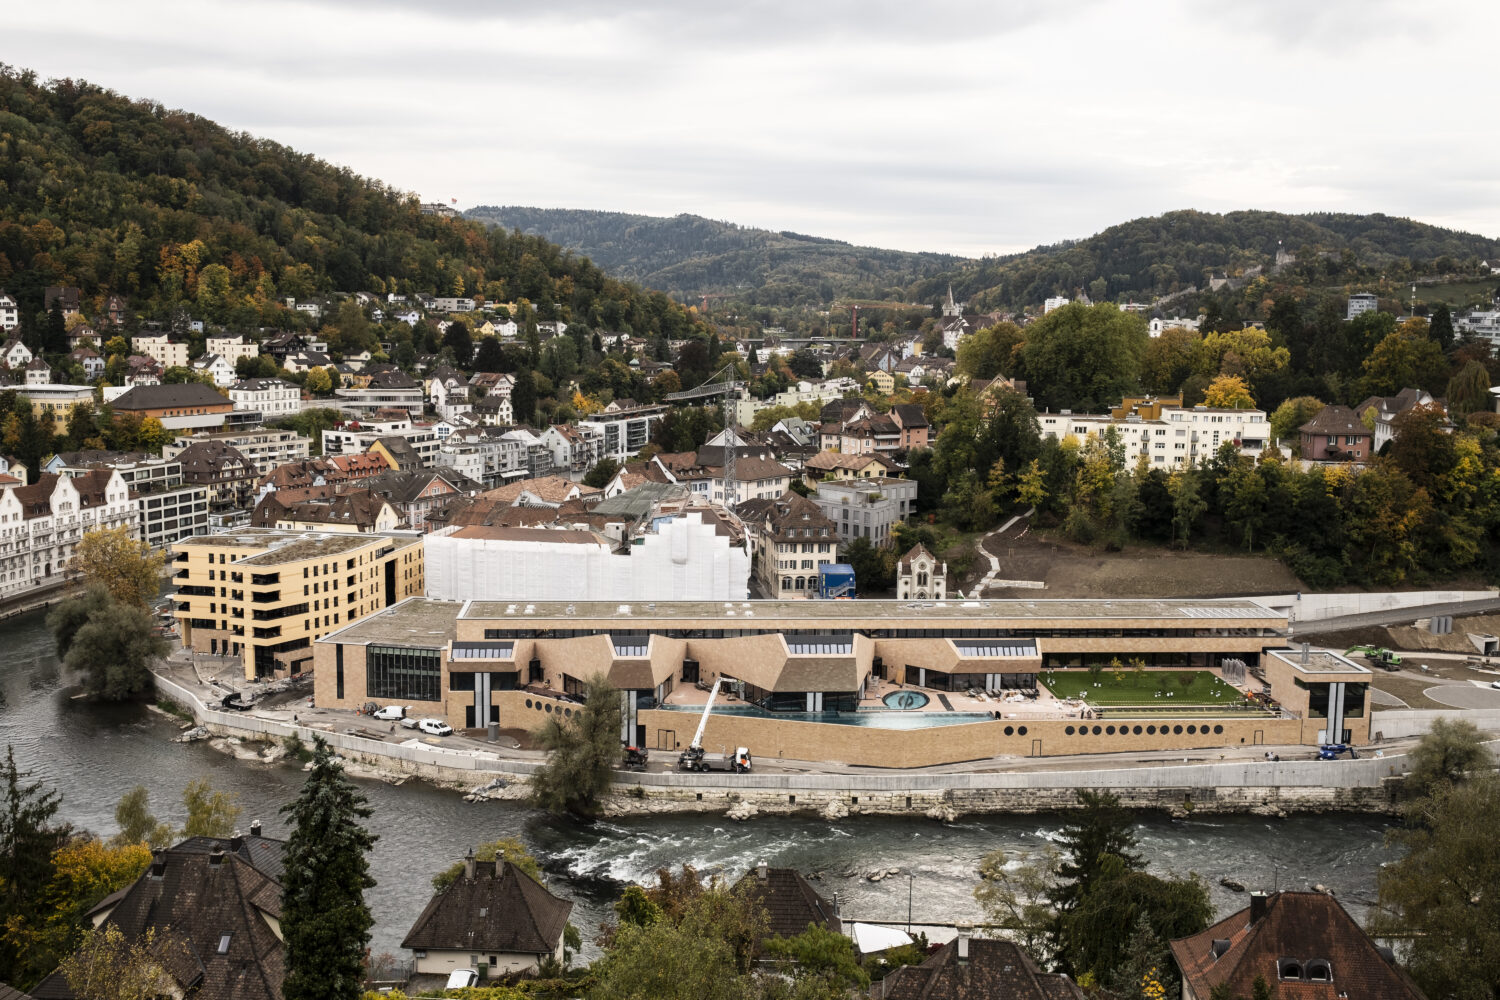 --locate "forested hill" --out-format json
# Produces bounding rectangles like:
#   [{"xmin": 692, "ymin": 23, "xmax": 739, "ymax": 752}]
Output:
[
  {"xmin": 917, "ymin": 209, "xmax": 1500, "ymax": 312},
  {"xmin": 0, "ymin": 68, "xmax": 703, "ymax": 339},
  {"xmin": 464, "ymin": 206, "xmax": 967, "ymax": 306}
]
